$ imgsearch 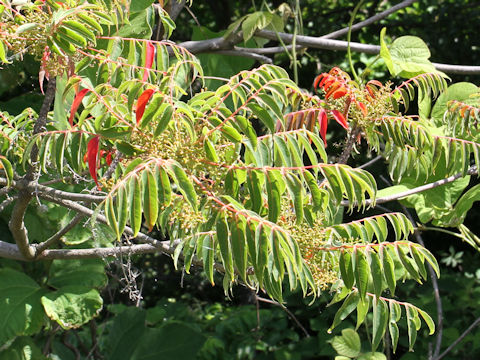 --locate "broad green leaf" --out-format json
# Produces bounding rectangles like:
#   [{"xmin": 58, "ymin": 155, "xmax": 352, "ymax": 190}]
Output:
[
  {"xmin": 105, "ymin": 307, "xmax": 146, "ymax": 360},
  {"xmin": 47, "ymin": 259, "xmax": 107, "ymax": 289},
  {"xmin": 0, "ymin": 337, "xmax": 47, "ymax": 360},
  {"xmin": 41, "ymin": 286, "xmax": 103, "ymax": 329},
  {"xmin": 0, "ymin": 269, "xmax": 47, "ymax": 344},
  {"xmin": 331, "ymin": 328, "xmax": 361, "ymax": 358}
]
